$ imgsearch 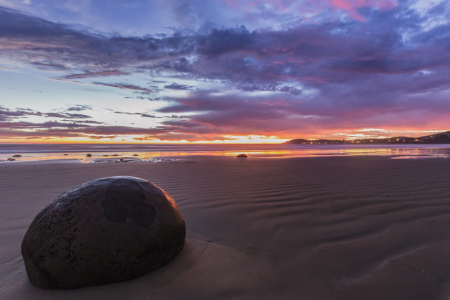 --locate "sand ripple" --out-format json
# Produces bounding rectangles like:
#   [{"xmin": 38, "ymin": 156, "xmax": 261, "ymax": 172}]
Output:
[{"xmin": 1, "ymin": 157, "xmax": 450, "ymax": 299}]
